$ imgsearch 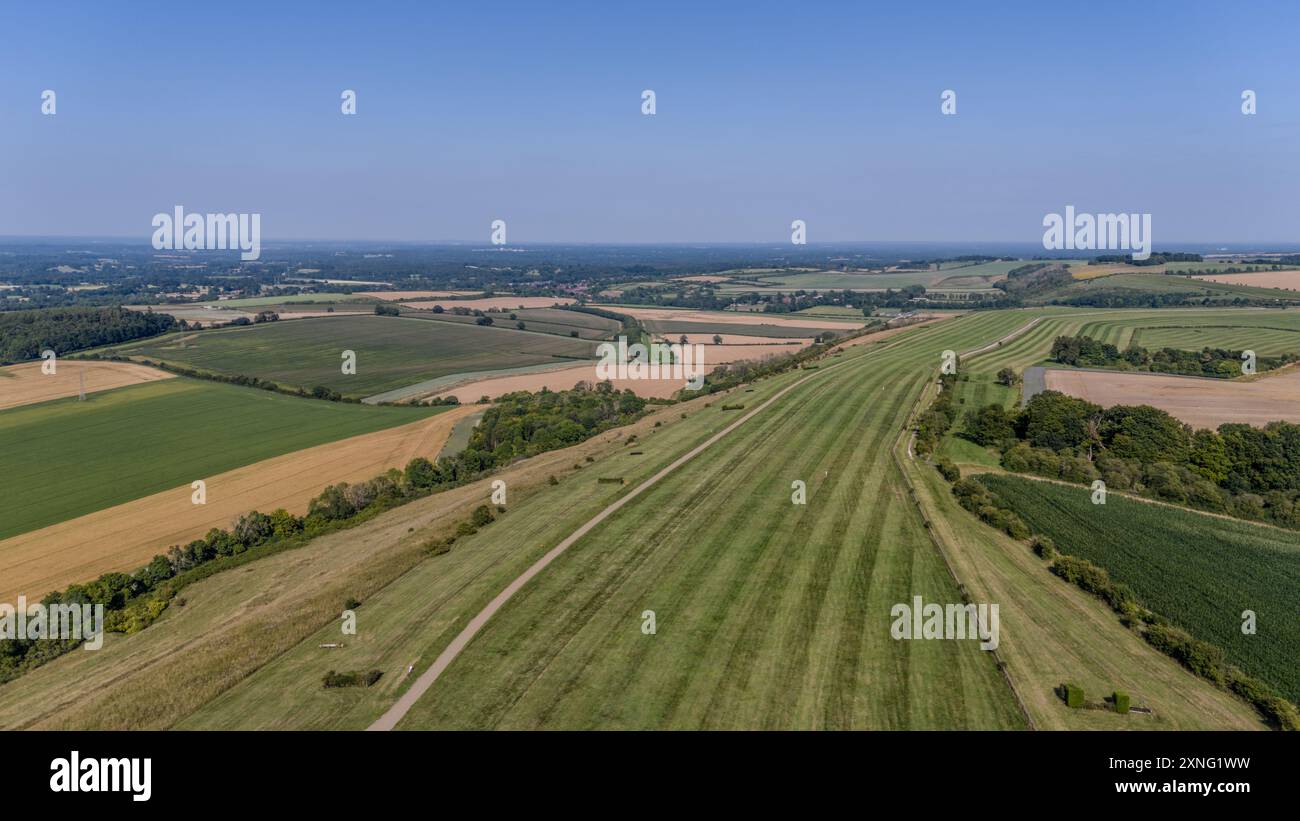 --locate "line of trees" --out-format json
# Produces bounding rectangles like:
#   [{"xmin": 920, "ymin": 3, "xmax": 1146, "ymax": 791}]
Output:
[
  {"xmin": 1050, "ymin": 334, "xmax": 1297, "ymax": 377},
  {"xmin": 963, "ymin": 389, "xmax": 1300, "ymax": 528}
]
